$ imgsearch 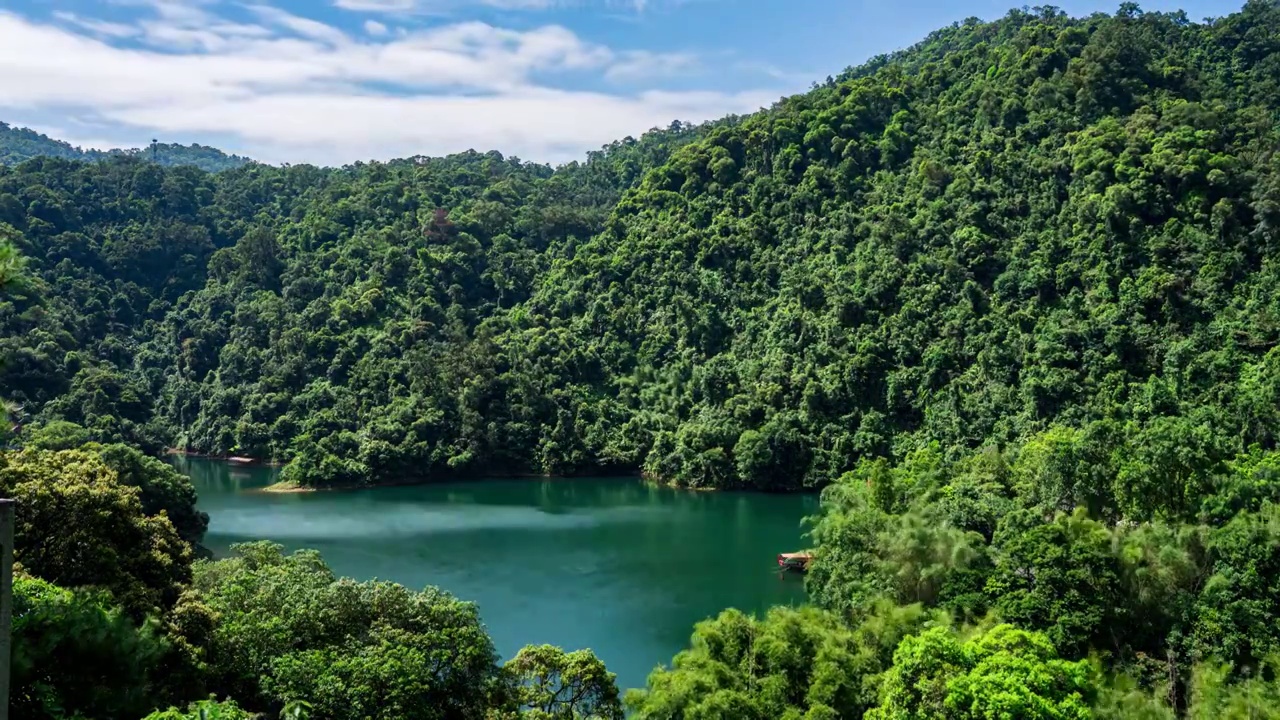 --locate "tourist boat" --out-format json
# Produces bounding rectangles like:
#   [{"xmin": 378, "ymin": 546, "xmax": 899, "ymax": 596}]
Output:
[
  {"xmin": 777, "ymin": 552, "xmax": 813, "ymax": 573},
  {"xmin": 227, "ymin": 456, "xmax": 255, "ymax": 465}
]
